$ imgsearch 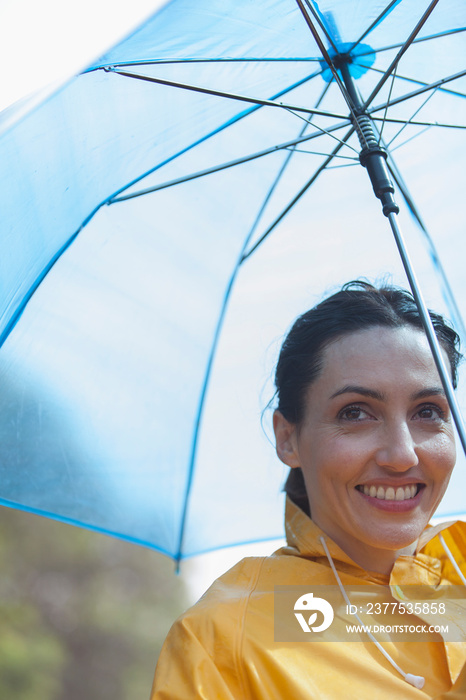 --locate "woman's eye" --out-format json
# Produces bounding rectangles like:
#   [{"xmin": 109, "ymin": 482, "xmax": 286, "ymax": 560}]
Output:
[
  {"xmin": 339, "ymin": 406, "xmax": 370, "ymax": 421},
  {"xmin": 415, "ymin": 404, "xmax": 445, "ymax": 421}
]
